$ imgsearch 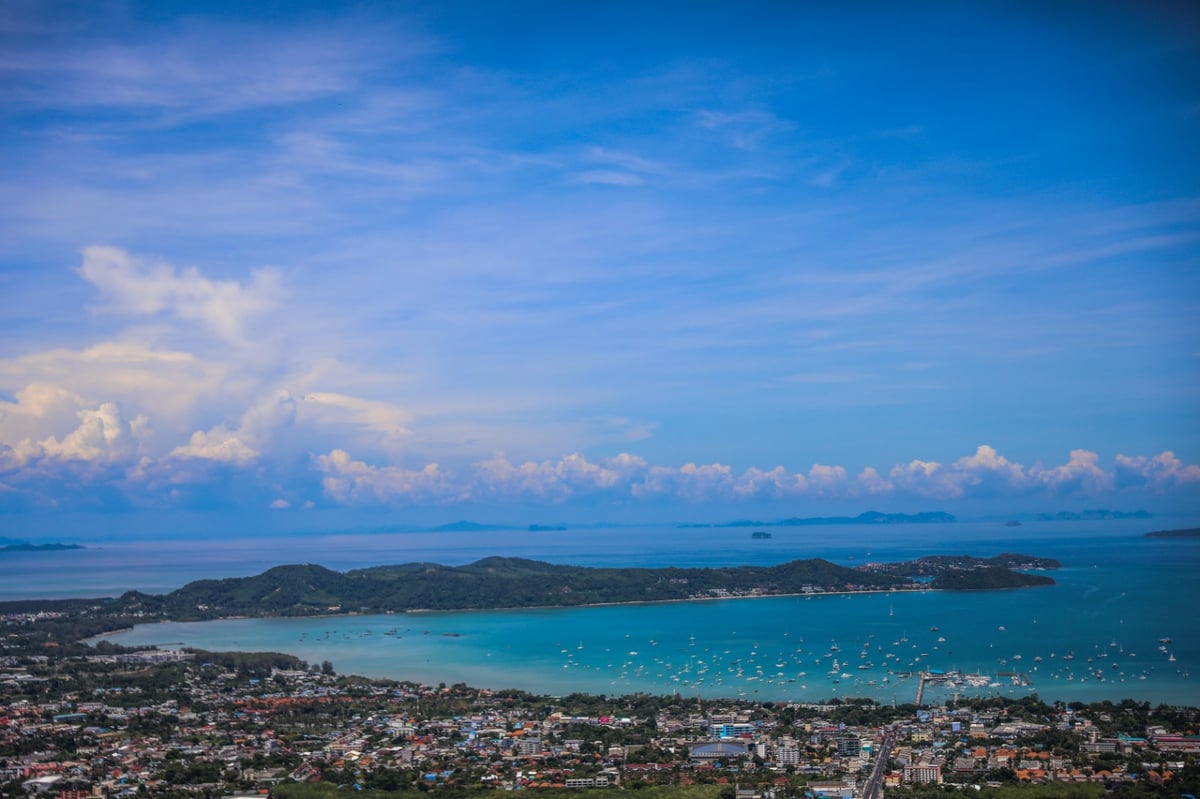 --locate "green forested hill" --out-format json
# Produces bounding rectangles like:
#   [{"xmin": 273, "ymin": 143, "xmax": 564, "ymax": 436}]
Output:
[
  {"xmin": 104, "ymin": 553, "xmax": 1061, "ymax": 621},
  {"xmin": 140, "ymin": 556, "xmax": 908, "ymax": 619}
]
